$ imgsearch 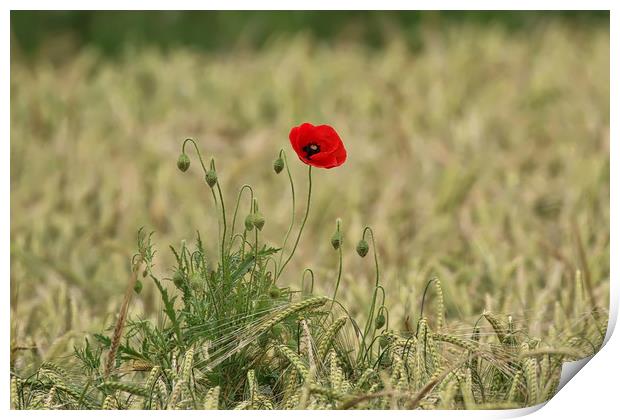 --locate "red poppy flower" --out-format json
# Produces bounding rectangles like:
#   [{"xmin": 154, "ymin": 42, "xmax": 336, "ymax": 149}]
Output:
[{"xmin": 289, "ymin": 123, "xmax": 347, "ymax": 169}]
